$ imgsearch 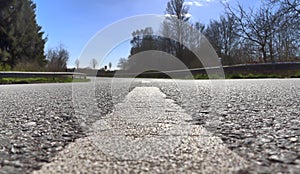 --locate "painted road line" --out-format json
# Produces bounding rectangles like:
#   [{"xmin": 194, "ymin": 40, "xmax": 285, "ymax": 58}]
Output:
[{"xmin": 34, "ymin": 87, "xmax": 248, "ymax": 174}]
